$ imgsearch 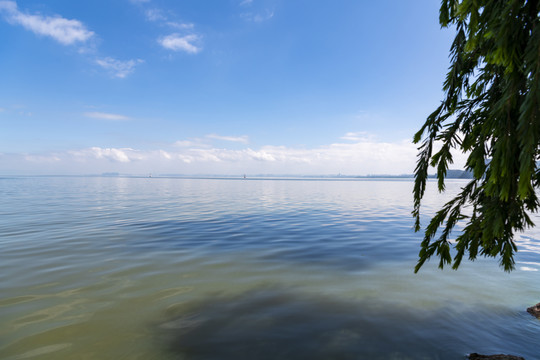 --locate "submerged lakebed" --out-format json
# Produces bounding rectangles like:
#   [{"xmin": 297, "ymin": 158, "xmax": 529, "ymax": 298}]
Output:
[{"xmin": 1, "ymin": 176, "xmax": 539, "ymax": 359}]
